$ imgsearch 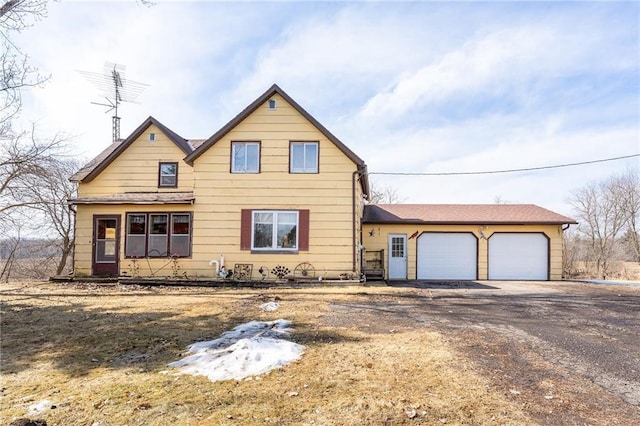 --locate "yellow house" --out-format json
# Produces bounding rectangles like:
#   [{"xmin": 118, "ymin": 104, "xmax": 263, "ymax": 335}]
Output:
[
  {"xmin": 69, "ymin": 84, "xmax": 576, "ymax": 282},
  {"xmin": 69, "ymin": 84, "xmax": 369, "ymax": 280},
  {"xmin": 362, "ymin": 204, "xmax": 577, "ymax": 281}
]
